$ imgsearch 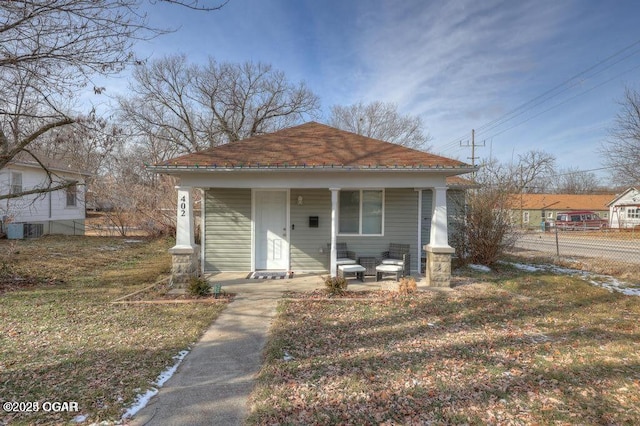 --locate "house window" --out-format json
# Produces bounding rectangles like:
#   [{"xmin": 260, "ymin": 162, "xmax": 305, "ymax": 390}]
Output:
[
  {"xmin": 10, "ymin": 171, "xmax": 22, "ymax": 194},
  {"xmin": 66, "ymin": 181, "xmax": 77, "ymax": 207},
  {"xmin": 628, "ymin": 208, "xmax": 640, "ymax": 219},
  {"xmin": 547, "ymin": 212, "xmax": 554, "ymax": 219},
  {"xmin": 339, "ymin": 189, "xmax": 383, "ymax": 235},
  {"xmin": 523, "ymin": 211, "xmax": 530, "ymax": 223}
]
